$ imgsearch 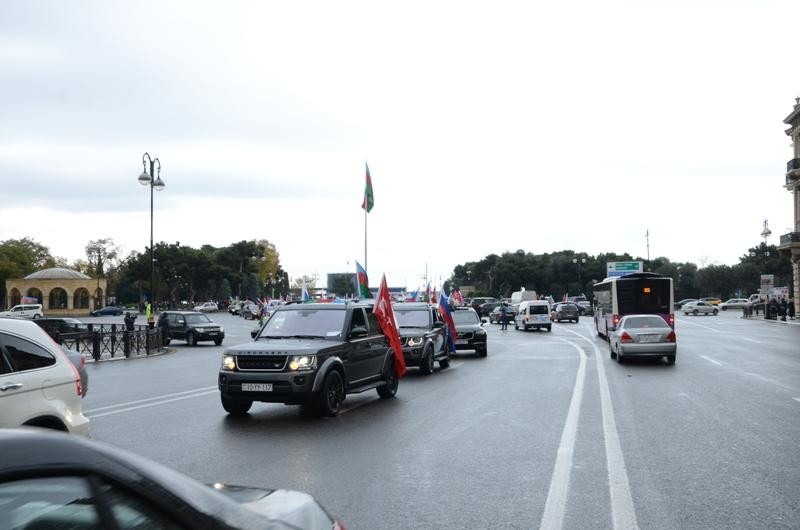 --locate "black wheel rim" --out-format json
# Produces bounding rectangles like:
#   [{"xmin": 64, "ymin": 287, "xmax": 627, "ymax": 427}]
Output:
[{"xmin": 327, "ymin": 374, "xmax": 343, "ymax": 412}]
